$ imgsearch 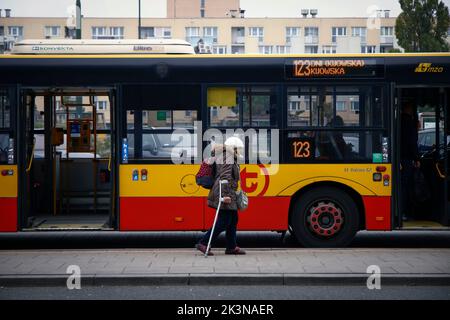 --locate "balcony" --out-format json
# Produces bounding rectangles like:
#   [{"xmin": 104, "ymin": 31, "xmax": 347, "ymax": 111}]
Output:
[{"xmin": 232, "ymin": 35, "xmax": 245, "ymax": 44}]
